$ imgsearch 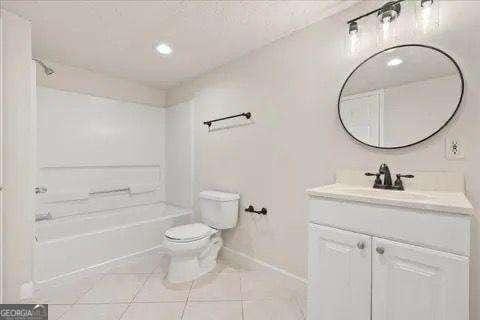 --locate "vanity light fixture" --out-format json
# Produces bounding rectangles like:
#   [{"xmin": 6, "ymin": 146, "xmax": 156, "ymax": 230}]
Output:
[
  {"xmin": 349, "ymin": 21, "xmax": 359, "ymax": 35},
  {"xmin": 347, "ymin": 21, "xmax": 361, "ymax": 55},
  {"xmin": 346, "ymin": 0, "xmax": 440, "ymax": 54},
  {"xmin": 377, "ymin": 1, "xmax": 401, "ymax": 24},
  {"xmin": 421, "ymin": 0, "xmax": 433, "ymax": 8},
  {"xmin": 416, "ymin": 0, "xmax": 439, "ymax": 34},
  {"xmin": 387, "ymin": 57, "xmax": 403, "ymax": 66},
  {"xmin": 377, "ymin": 1, "xmax": 401, "ymax": 45},
  {"xmin": 155, "ymin": 42, "xmax": 173, "ymax": 56}
]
